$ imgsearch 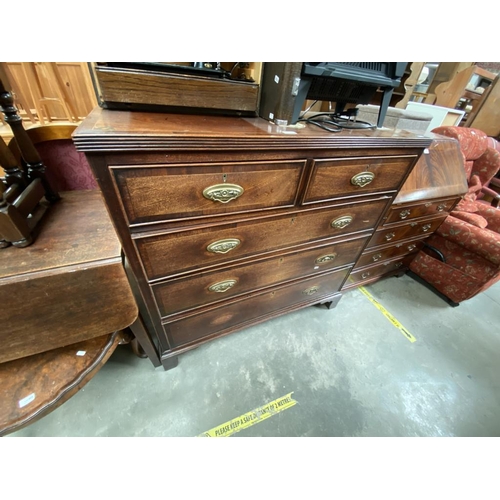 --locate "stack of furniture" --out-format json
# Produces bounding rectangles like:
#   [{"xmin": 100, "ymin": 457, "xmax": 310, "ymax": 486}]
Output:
[{"xmin": 0, "ymin": 123, "xmax": 140, "ymax": 435}]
